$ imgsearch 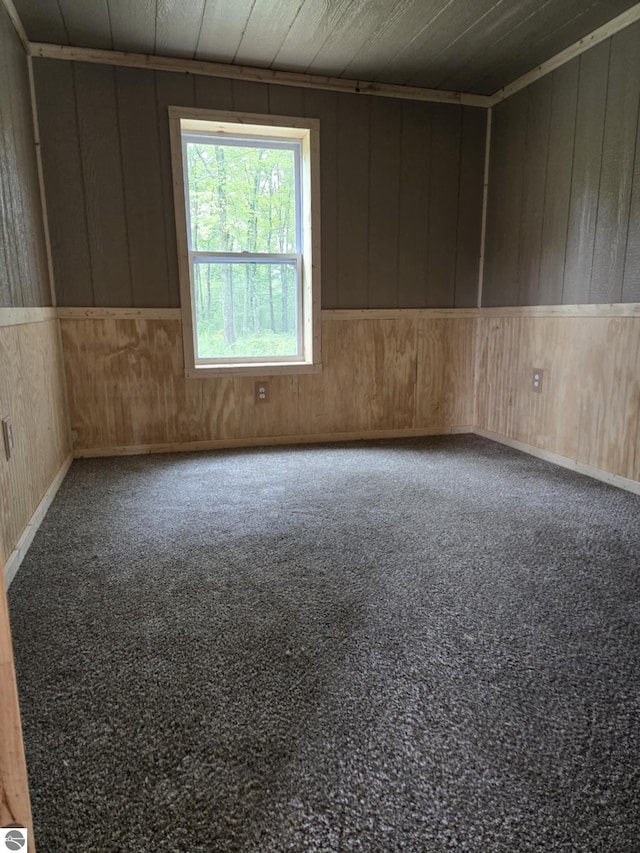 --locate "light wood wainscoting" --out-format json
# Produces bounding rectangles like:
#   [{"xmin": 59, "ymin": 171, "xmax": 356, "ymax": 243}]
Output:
[
  {"xmin": 0, "ymin": 549, "xmax": 34, "ymax": 845},
  {"xmin": 0, "ymin": 318, "xmax": 70, "ymax": 583},
  {"xmin": 475, "ymin": 314, "xmax": 640, "ymax": 483},
  {"xmin": 58, "ymin": 307, "xmax": 640, "ymax": 489},
  {"xmin": 60, "ymin": 312, "xmax": 475, "ymax": 454}
]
